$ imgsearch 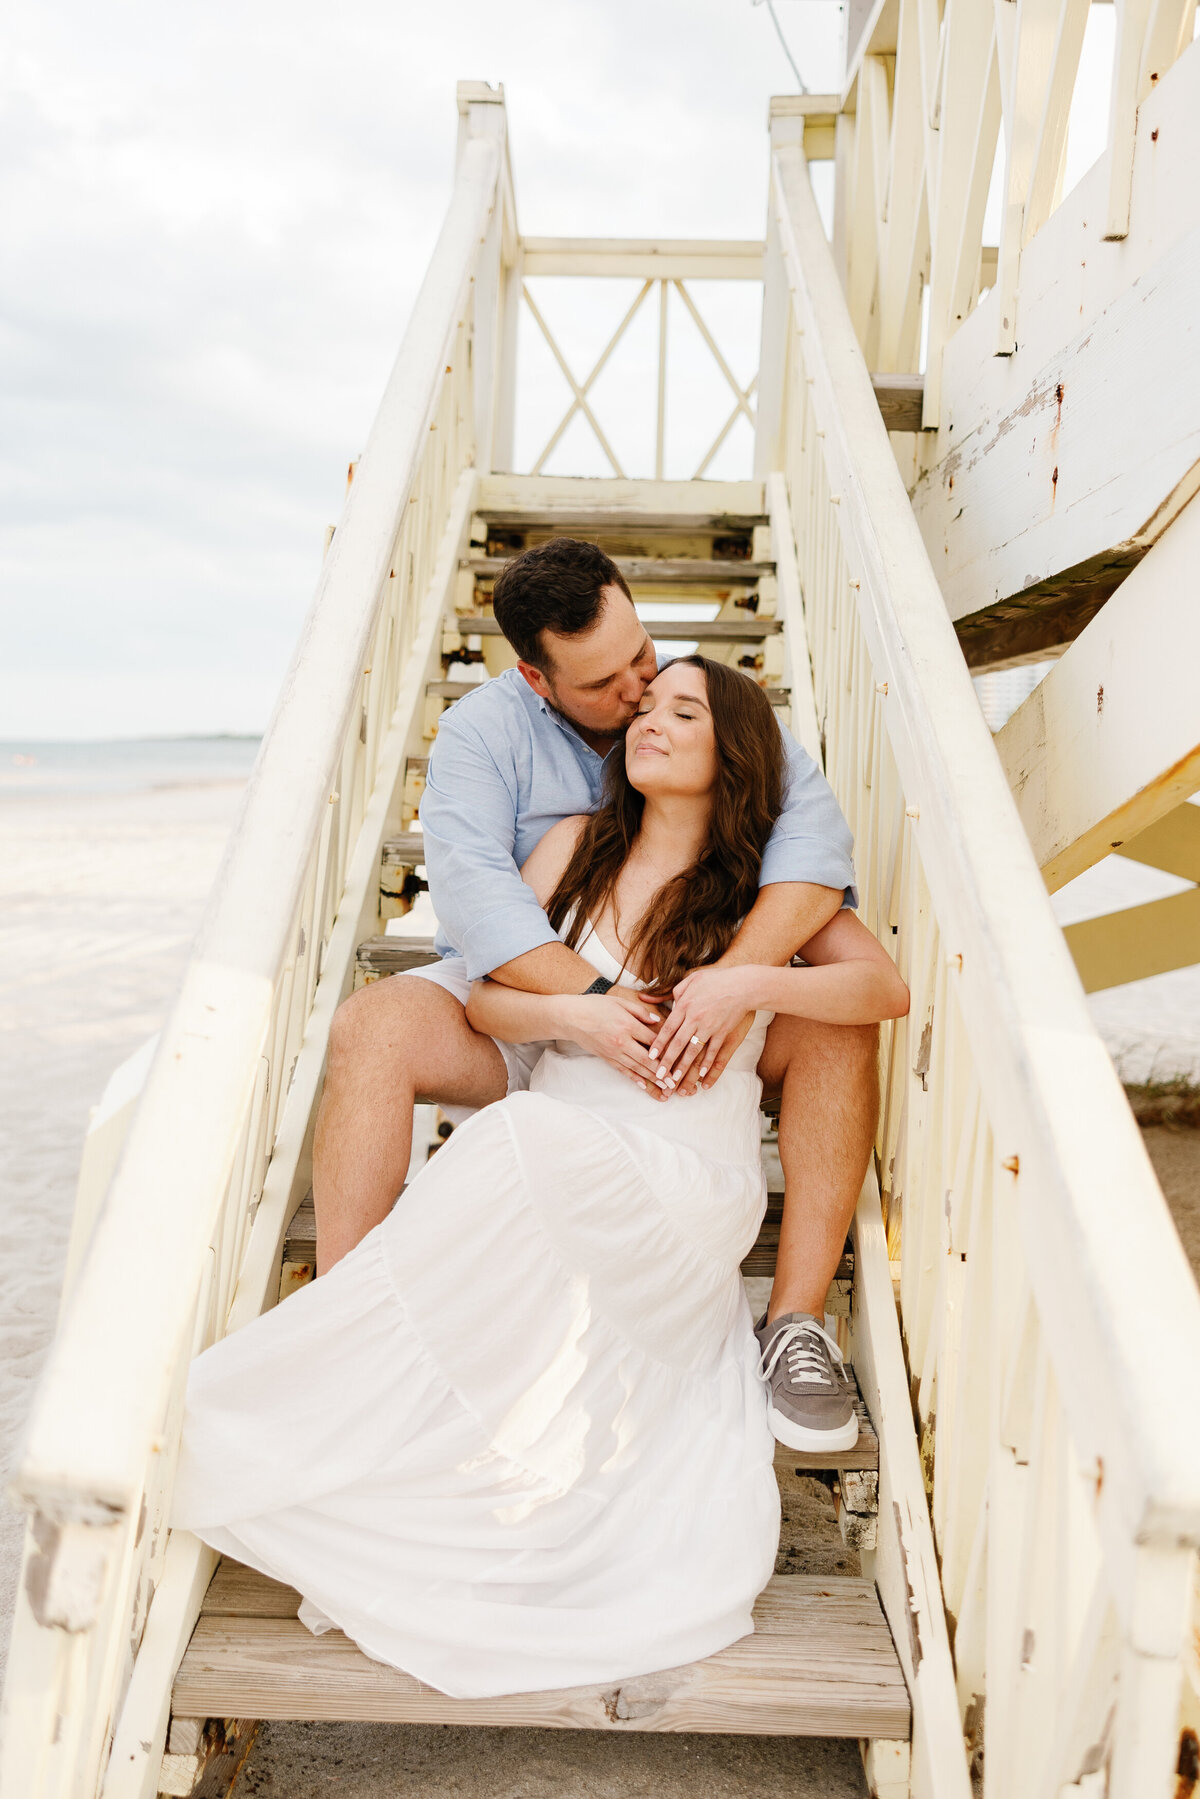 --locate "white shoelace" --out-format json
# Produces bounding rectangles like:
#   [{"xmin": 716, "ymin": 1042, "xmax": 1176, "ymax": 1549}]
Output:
[{"xmin": 758, "ymin": 1317, "xmax": 849, "ymax": 1391}]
